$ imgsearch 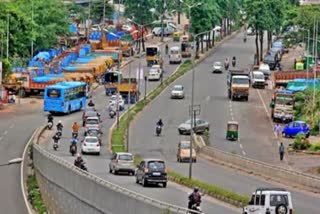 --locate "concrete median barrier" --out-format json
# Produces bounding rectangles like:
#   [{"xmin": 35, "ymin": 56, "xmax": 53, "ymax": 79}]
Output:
[
  {"xmin": 32, "ymin": 127, "xmax": 197, "ymax": 214},
  {"xmin": 194, "ymin": 135, "xmax": 320, "ymax": 193}
]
